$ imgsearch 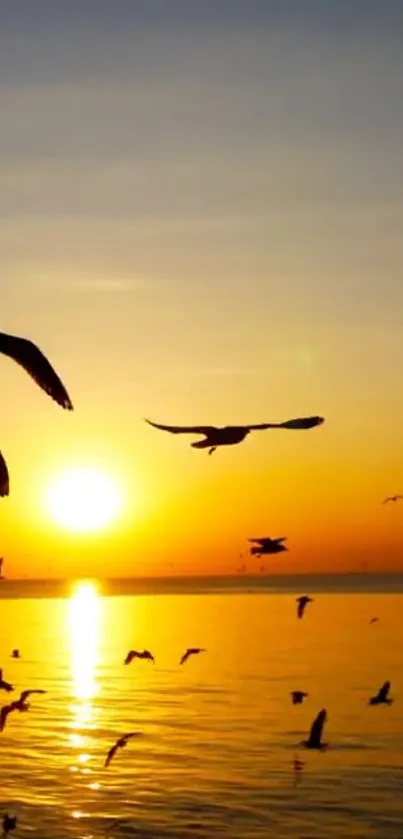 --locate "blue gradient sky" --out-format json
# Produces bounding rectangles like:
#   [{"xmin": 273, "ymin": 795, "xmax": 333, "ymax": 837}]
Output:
[{"xmin": 1, "ymin": 1, "xmax": 403, "ymax": 577}]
